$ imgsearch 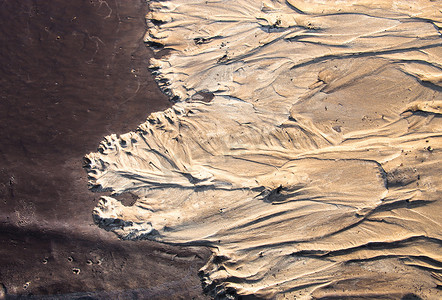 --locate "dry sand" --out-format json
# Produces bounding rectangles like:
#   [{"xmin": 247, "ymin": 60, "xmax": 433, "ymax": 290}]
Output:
[{"xmin": 85, "ymin": 0, "xmax": 442, "ymax": 299}]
